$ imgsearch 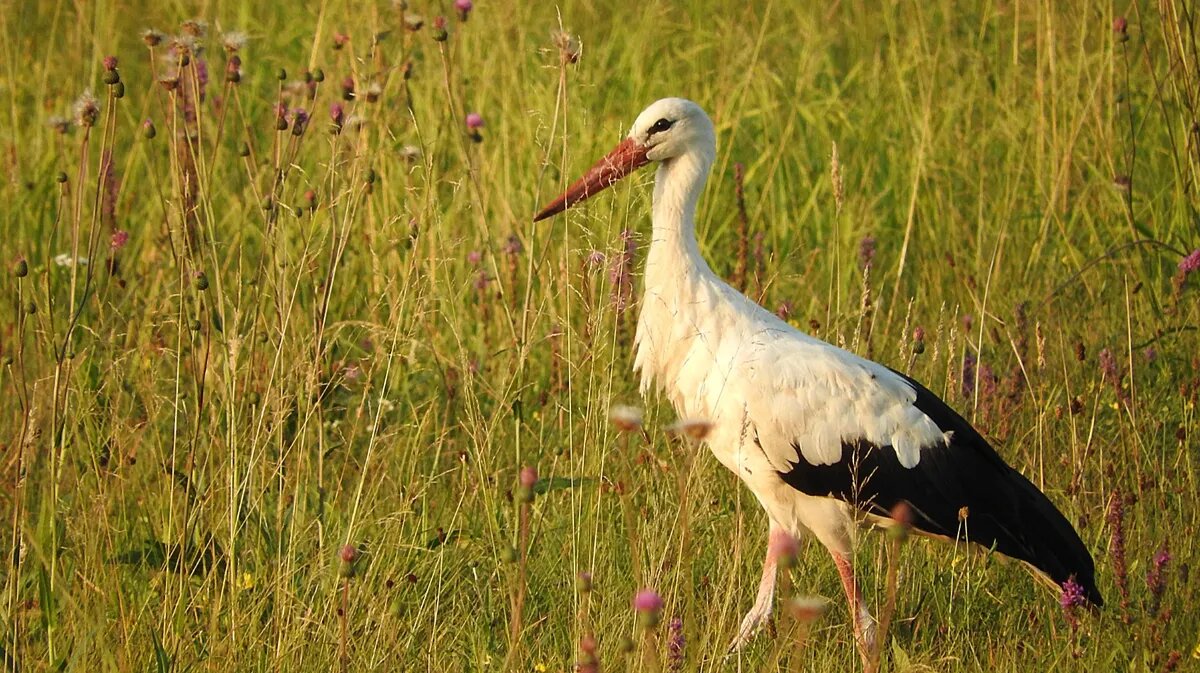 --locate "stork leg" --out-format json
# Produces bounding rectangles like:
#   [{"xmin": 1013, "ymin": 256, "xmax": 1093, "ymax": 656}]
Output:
[
  {"xmin": 832, "ymin": 551, "xmax": 877, "ymax": 665},
  {"xmin": 728, "ymin": 524, "xmax": 793, "ymax": 652}
]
